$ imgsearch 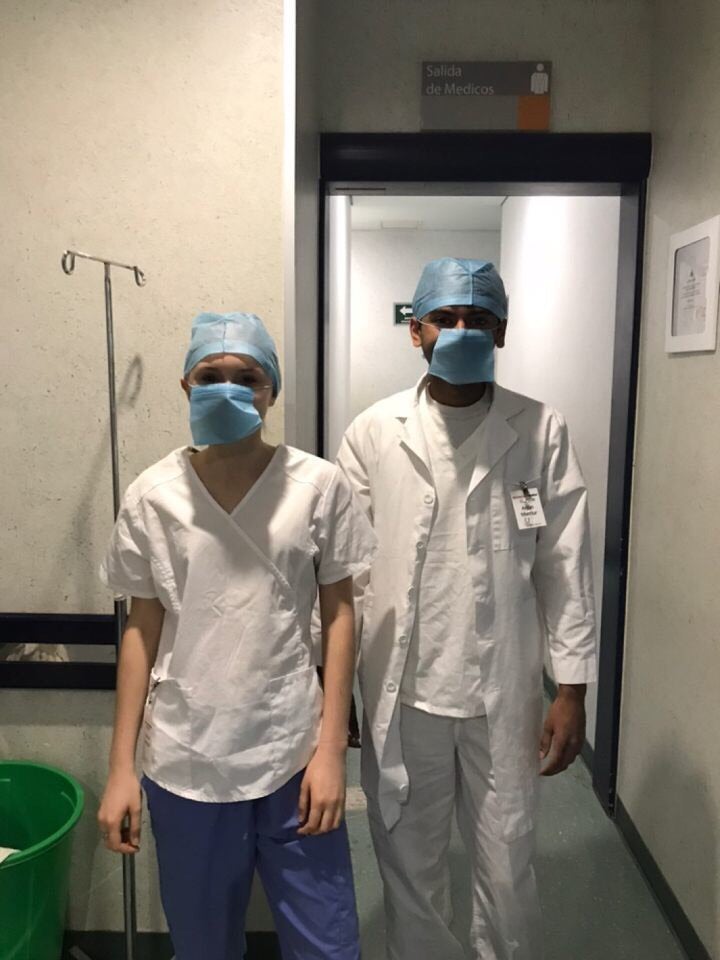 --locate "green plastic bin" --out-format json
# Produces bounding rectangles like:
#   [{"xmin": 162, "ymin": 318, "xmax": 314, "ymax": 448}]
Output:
[{"xmin": 0, "ymin": 761, "xmax": 85, "ymax": 960}]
